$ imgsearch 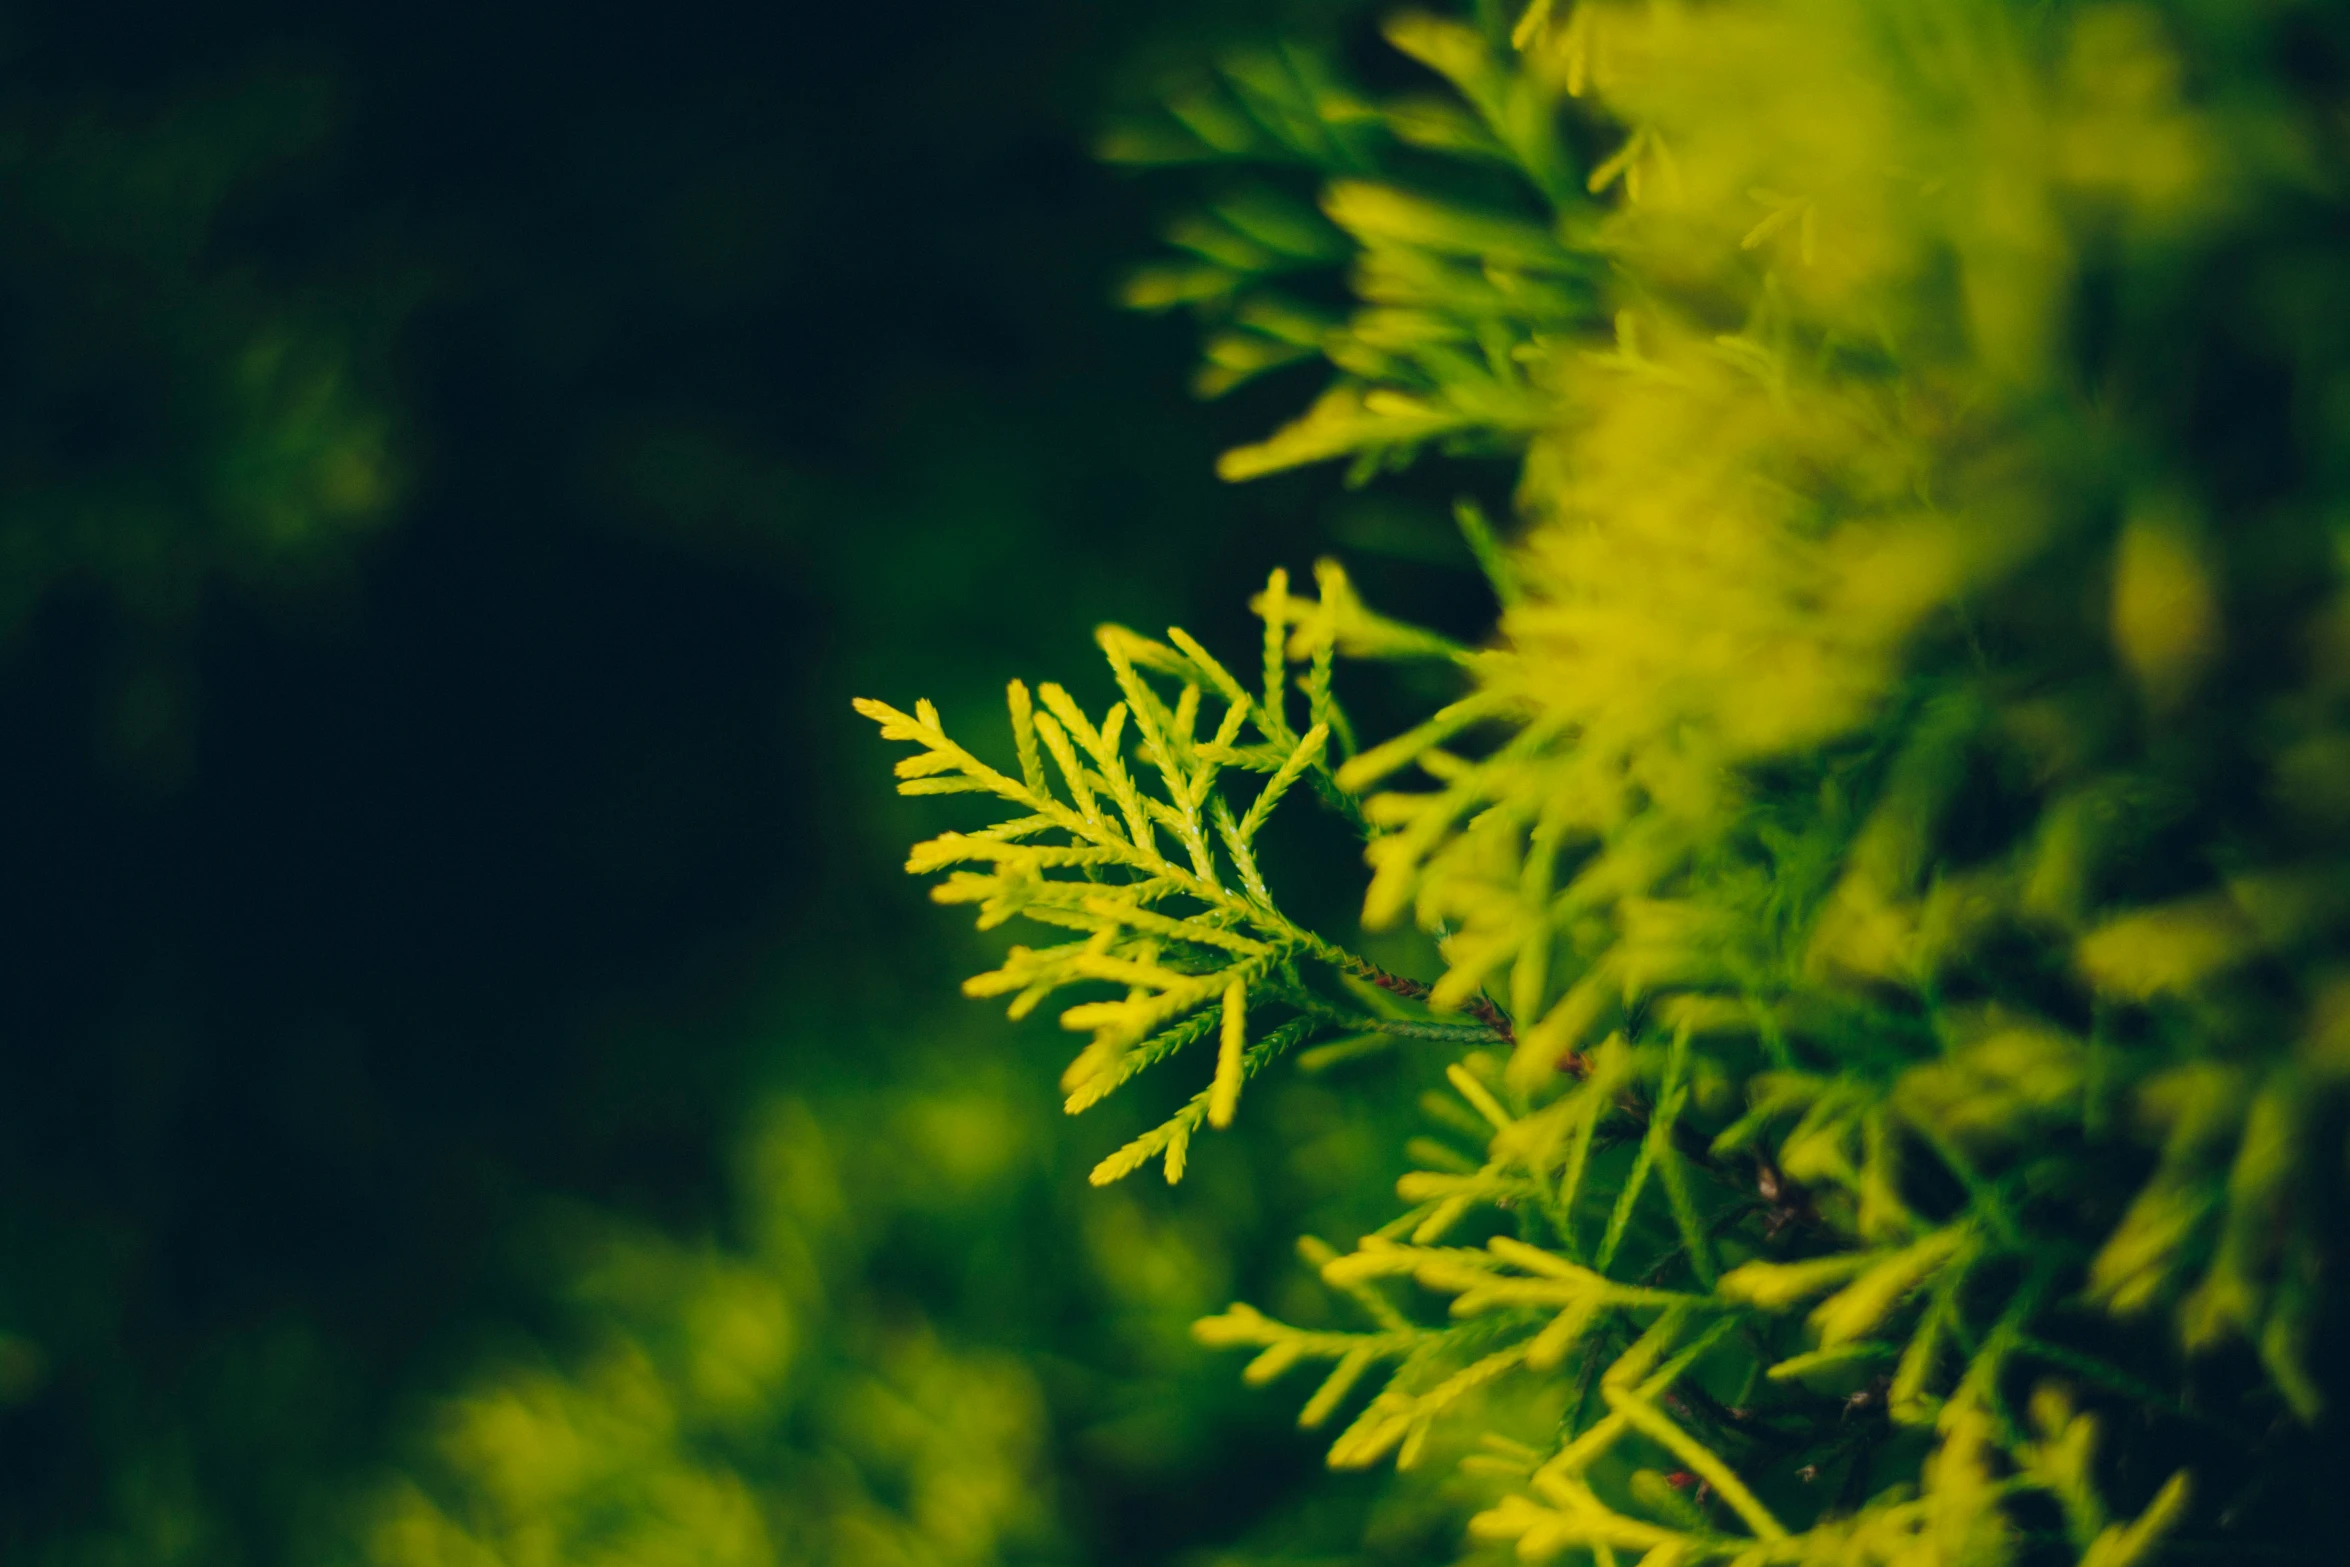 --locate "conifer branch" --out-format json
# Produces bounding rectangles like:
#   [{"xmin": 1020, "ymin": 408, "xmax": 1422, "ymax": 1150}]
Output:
[{"xmin": 862, "ymin": 568, "xmax": 1495, "ymax": 1182}]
